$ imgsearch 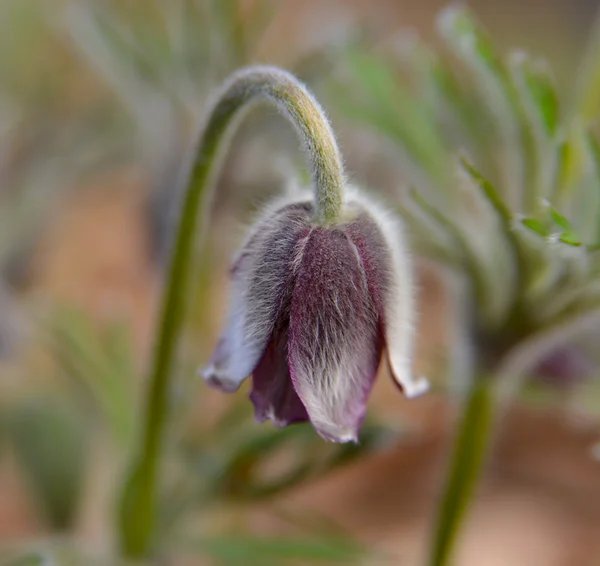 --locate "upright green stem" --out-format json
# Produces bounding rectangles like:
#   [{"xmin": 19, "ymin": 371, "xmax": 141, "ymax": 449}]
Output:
[
  {"xmin": 428, "ymin": 377, "xmax": 494, "ymax": 566},
  {"xmin": 428, "ymin": 299, "xmax": 600, "ymax": 566},
  {"xmin": 118, "ymin": 66, "xmax": 345, "ymax": 558}
]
